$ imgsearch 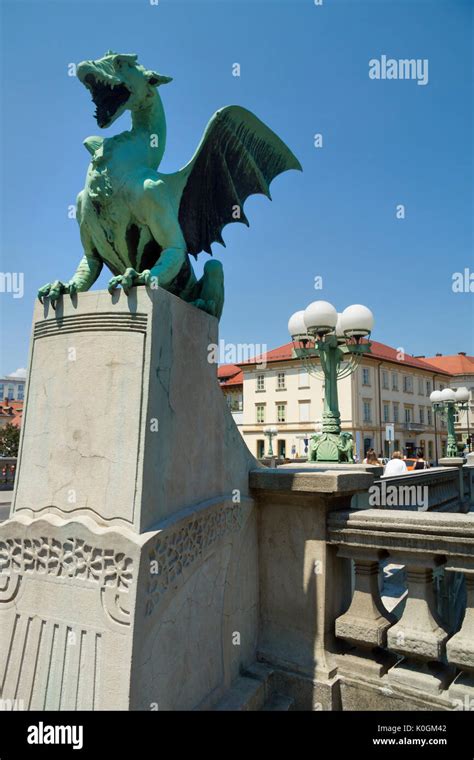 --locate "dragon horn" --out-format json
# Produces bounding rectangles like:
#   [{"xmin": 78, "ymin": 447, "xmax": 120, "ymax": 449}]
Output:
[{"xmin": 146, "ymin": 70, "xmax": 173, "ymax": 86}]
